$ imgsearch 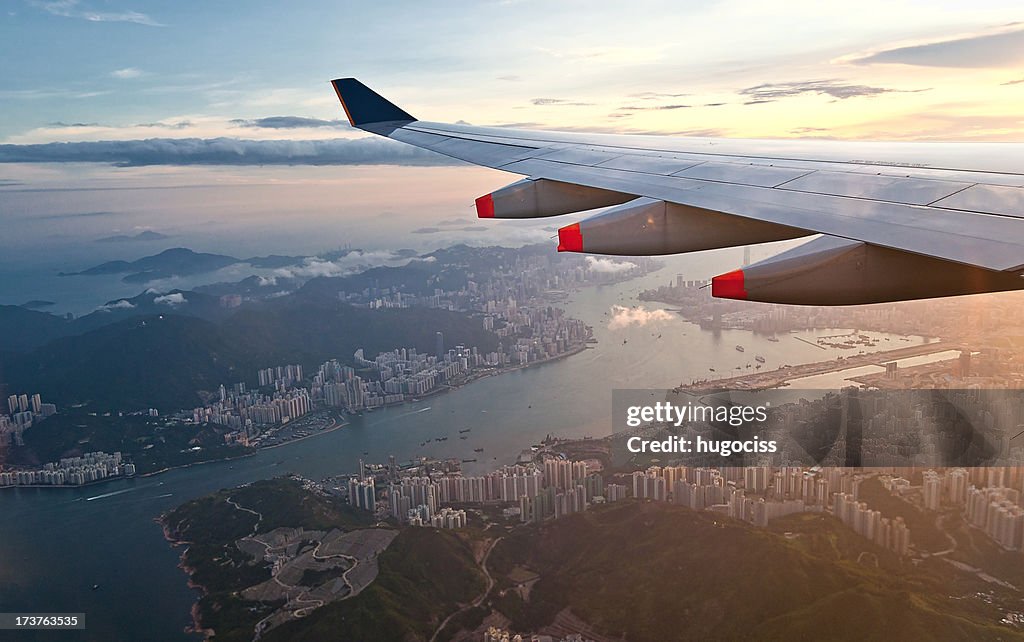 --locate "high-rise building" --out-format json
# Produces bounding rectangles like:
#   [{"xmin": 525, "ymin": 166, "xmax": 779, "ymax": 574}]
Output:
[
  {"xmin": 923, "ymin": 470, "xmax": 942, "ymax": 511},
  {"xmin": 348, "ymin": 477, "xmax": 376, "ymax": 512}
]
